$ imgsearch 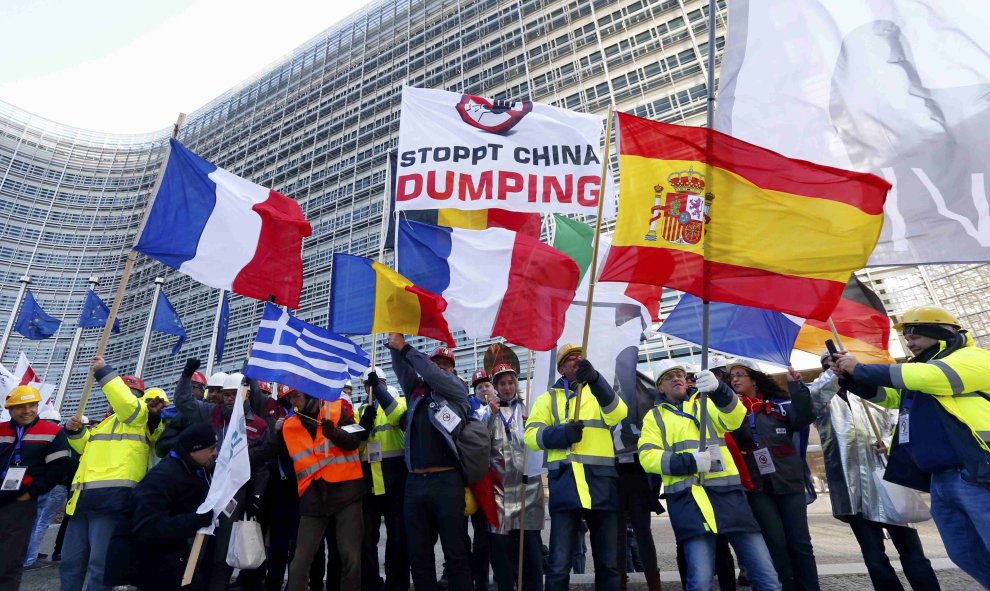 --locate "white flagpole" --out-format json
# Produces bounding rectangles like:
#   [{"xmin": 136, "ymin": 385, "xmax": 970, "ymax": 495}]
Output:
[
  {"xmin": 0, "ymin": 275, "xmax": 32, "ymax": 359},
  {"xmin": 205, "ymin": 289, "xmax": 226, "ymax": 377},
  {"xmin": 698, "ymin": 0, "xmax": 718, "ymax": 449},
  {"xmin": 54, "ymin": 276, "xmax": 100, "ymax": 412},
  {"xmin": 134, "ymin": 277, "xmax": 165, "ymax": 379}
]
